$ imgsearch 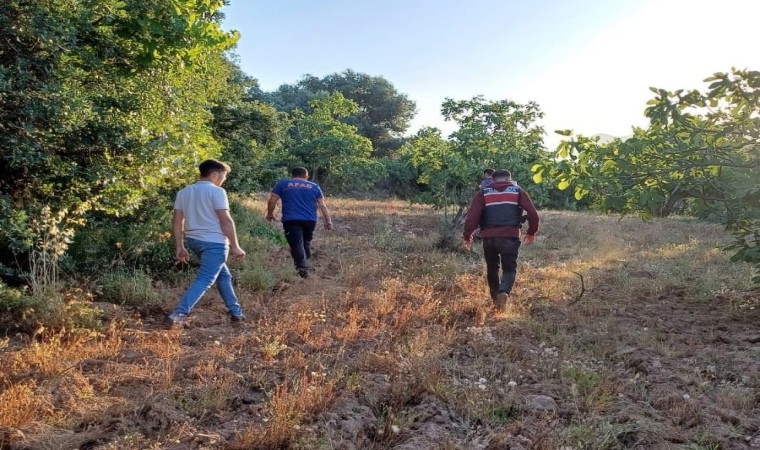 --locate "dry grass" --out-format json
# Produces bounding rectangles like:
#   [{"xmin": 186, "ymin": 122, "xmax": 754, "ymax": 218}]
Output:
[
  {"xmin": 0, "ymin": 381, "xmax": 50, "ymax": 428},
  {"xmin": 259, "ymin": 334, "xmax": 289, "ymax": 362},
  {"xmin": 1, "ymin": 198, "xmax": 757, "ymax": 449},
  {"xmin": 231, "ymin": 372, "xmax": 335, "ymax": 450}
]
